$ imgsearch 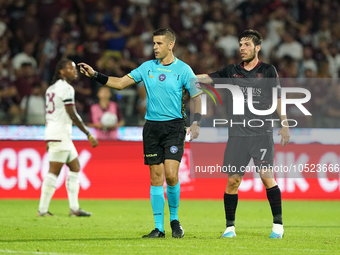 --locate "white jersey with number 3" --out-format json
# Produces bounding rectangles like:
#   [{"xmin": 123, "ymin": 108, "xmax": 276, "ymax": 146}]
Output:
[{"xmin": 45, "ymin": 79, "xmax": 75, "ymax": 149}]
